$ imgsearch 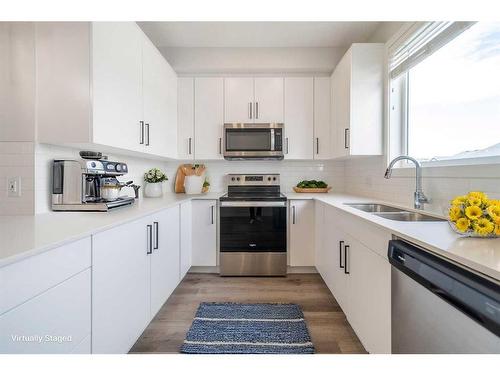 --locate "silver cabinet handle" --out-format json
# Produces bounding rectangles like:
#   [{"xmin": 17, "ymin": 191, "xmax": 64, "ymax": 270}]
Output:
[
  {"xmin": 153, "ymin": 221, "xmax": 159, "ymax": 250},
  {"xmin": 255, "ymin": 102, "xmax": 259, "ymax": 119},
  {"xmin": 188, "ymin": 137, "xmax": 192, "ymax": 155},
  {"xmin": 139, "ymin": 121, "xmax": 144, "ymax": 145},
  {"xmin": 219, "ymin": 138, "xmax": 222, "ymax": 154},
  {"xmin": 211, "ymin": 205, "xmax": 215, "ymax": 225},
  {"xmin": 292, "ymin": 205, "xmax": 296, "ymax": 224},
  {"xmin": 285, "ymin": 137, "xmax": 289, "ymax": 154},
  {"xmin": 249, "ymin": 102, "xmax": 252, "ymax": 119},
  {"xmin": 145, "ymin": 123, "xmax": 150, "ymax": 146},
  {"xmin": 316, "ymin": 138, "xmax": 319, "ymax": 154},
  {"xmin": 146, "ymin": 224, "xmax": 152, "ymax": 255},
  {"xmin": 344, "ymin": 244, "xmax": 350, "ymax": 274},
  {"xmin": 344, "ymin": 128, "xmax": 349, "ymax": 149}
]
